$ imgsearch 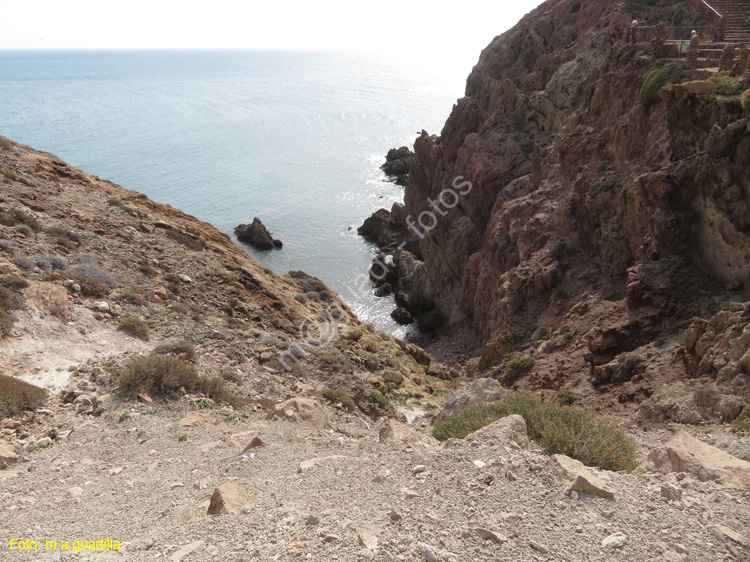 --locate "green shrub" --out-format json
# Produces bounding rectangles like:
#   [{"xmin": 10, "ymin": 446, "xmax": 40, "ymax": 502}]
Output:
[
  {"xmin": 640, "ymin": 62, "xmax": 683, "ymax": 109},
  {"xmin": 0, "ymin": 374, "xmax": 48, "ymax": 418},
  {"xmin": 502, "ymin": 356, "xmax": 535, "ymax": 386},
  {"xmin": 742, "ymin": 89, "xmax": 750, "ymax": 115},
  {"xmin": 733, "ymin": 406, "xmax": 750, "ymax": 432},
  {"xmin": 432, "ymin": 393, "xmax": 637, "ymax": 472},
  {"xmin": 556, "ymin": 388, "xmax": 576, "ymax": 405},
  {"xmin": 536, "ymin": 327, "xmax": 554, "ymax": 341},
  {"xmin": 178, "ymin": 434, "xmax": 188, "ymax": 442},
  {"xmin": 318, "ymin": 388, "xmax": 357, "ymax": 411},
  {"xmin": 119, "ymin": 355, "xmax": 200, "ymax": 397},
  {"xmin": 370, "ymin": 389, "xmax": 393, "ymax": 411},
  {"xmin": 118, "ymin": 355, "xmax": 242, "ymax": 406},
  {"xmin": 117, "ymin": 317, "xmax": 150, "ymax": 341},
  {"xmin": 0, "ymin": 275, "xmax": 29, "ymax": 290},
  {"xmin": 709, "ymin": 73, "xmax": 742, "ymax": 96},
  {"xmin": 612, "ymin": 353, "xmax": 646, "ymax": 383}
]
